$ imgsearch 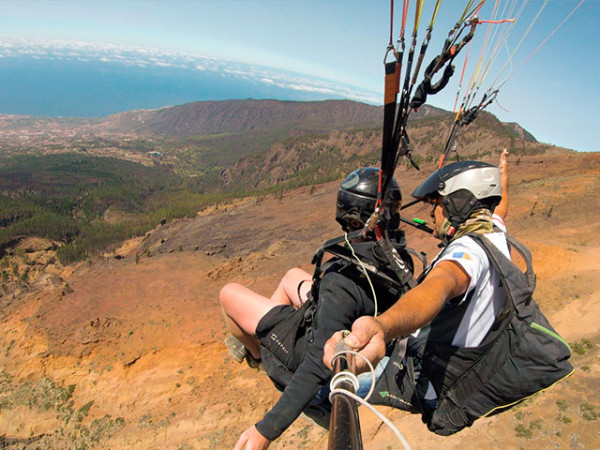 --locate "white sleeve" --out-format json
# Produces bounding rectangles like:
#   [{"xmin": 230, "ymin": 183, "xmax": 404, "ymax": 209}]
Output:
[{"xmin": 434, "ymin": 237, "xmax": 488, "ymax": 305}]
